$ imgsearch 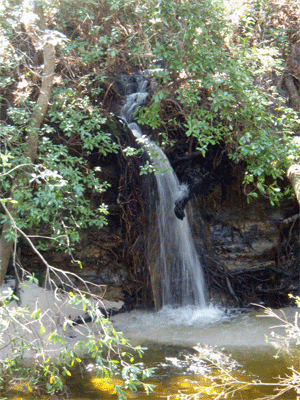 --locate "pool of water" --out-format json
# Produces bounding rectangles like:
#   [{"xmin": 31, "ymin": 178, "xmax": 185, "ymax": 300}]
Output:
[
  {"xmin": 6, "ymin": 305, "xmax": 300, "ymax": 399},
  {"xmin": 65, "ymin": 345, "xmax": 298, "ymax": 400}
]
